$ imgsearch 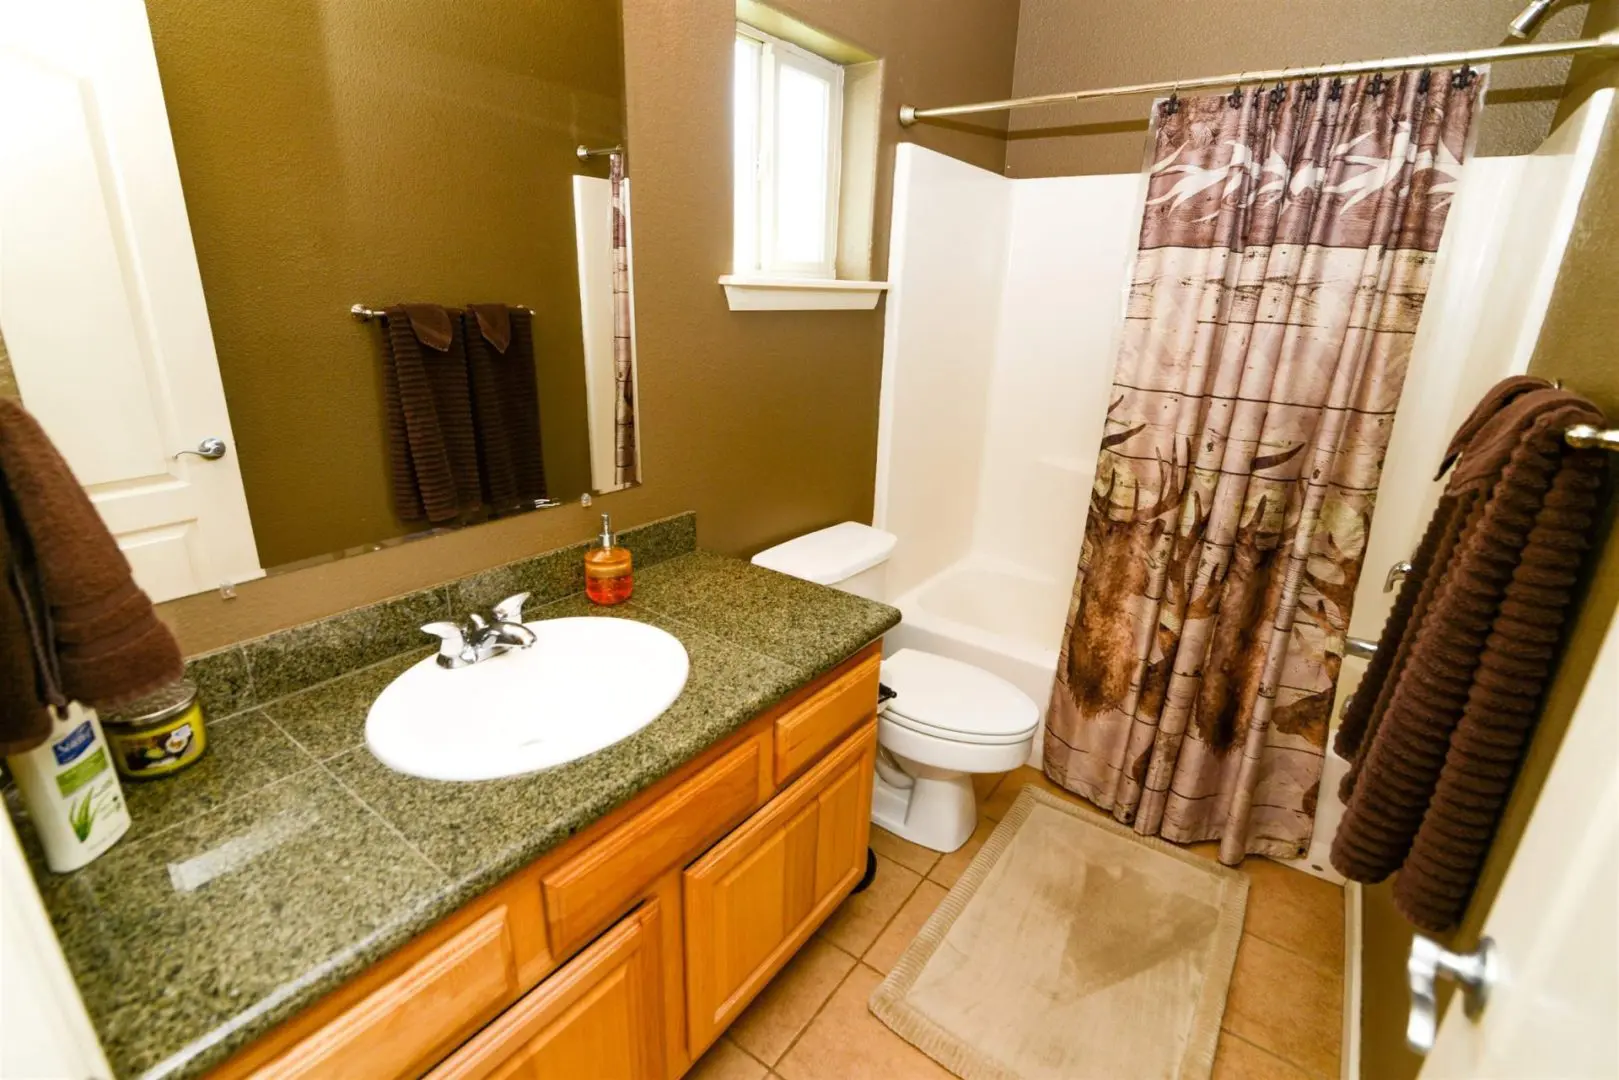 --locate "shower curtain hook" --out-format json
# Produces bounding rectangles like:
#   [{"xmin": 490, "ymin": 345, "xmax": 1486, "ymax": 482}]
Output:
[
  {"xmin": 1228, "ymin": 72, "xmax": 1246, "ymax": 108},
  {"xmin": 1164, "ymin": 79, "xmax": 1181, "ymax": 116}
]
